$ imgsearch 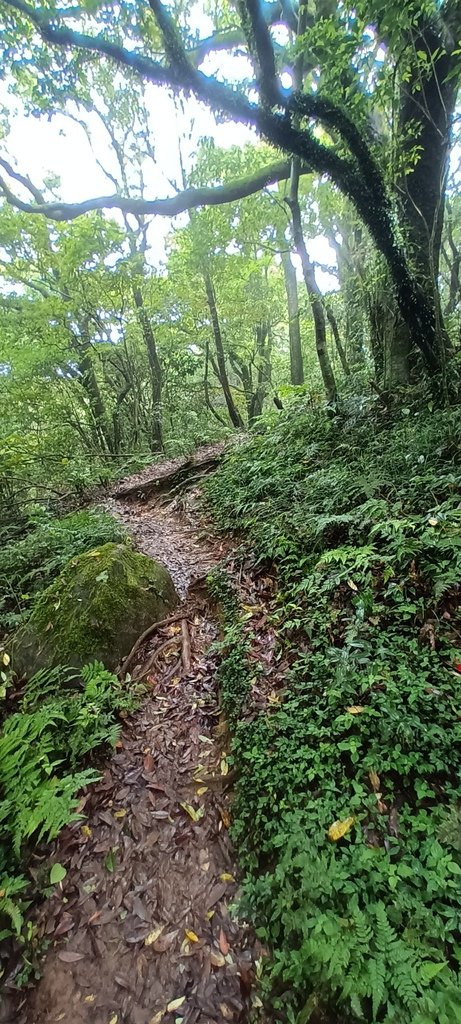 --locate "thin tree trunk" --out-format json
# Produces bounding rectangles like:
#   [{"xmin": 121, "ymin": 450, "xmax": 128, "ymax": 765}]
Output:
[
  {"xmin": 203, "ymin": 270, "xmax": 245, "ymax": 429},
  {"xmin": 325, "ymin": 306, "xmax": 350, "ymax": 376},
  {"xmin": 132, "ymin": 285, "xmax": 163, "ymax": 452},
  {"xmin": 281, "ymin": 249, "xmax": 304, "ymax": 385},
  {"xmin": 204, "ymin": 336, "xmax": 228, "ymax": 425},
  {"xmin": 286, "ymin": 162, "xmax": 337, "ymax": 404}
]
